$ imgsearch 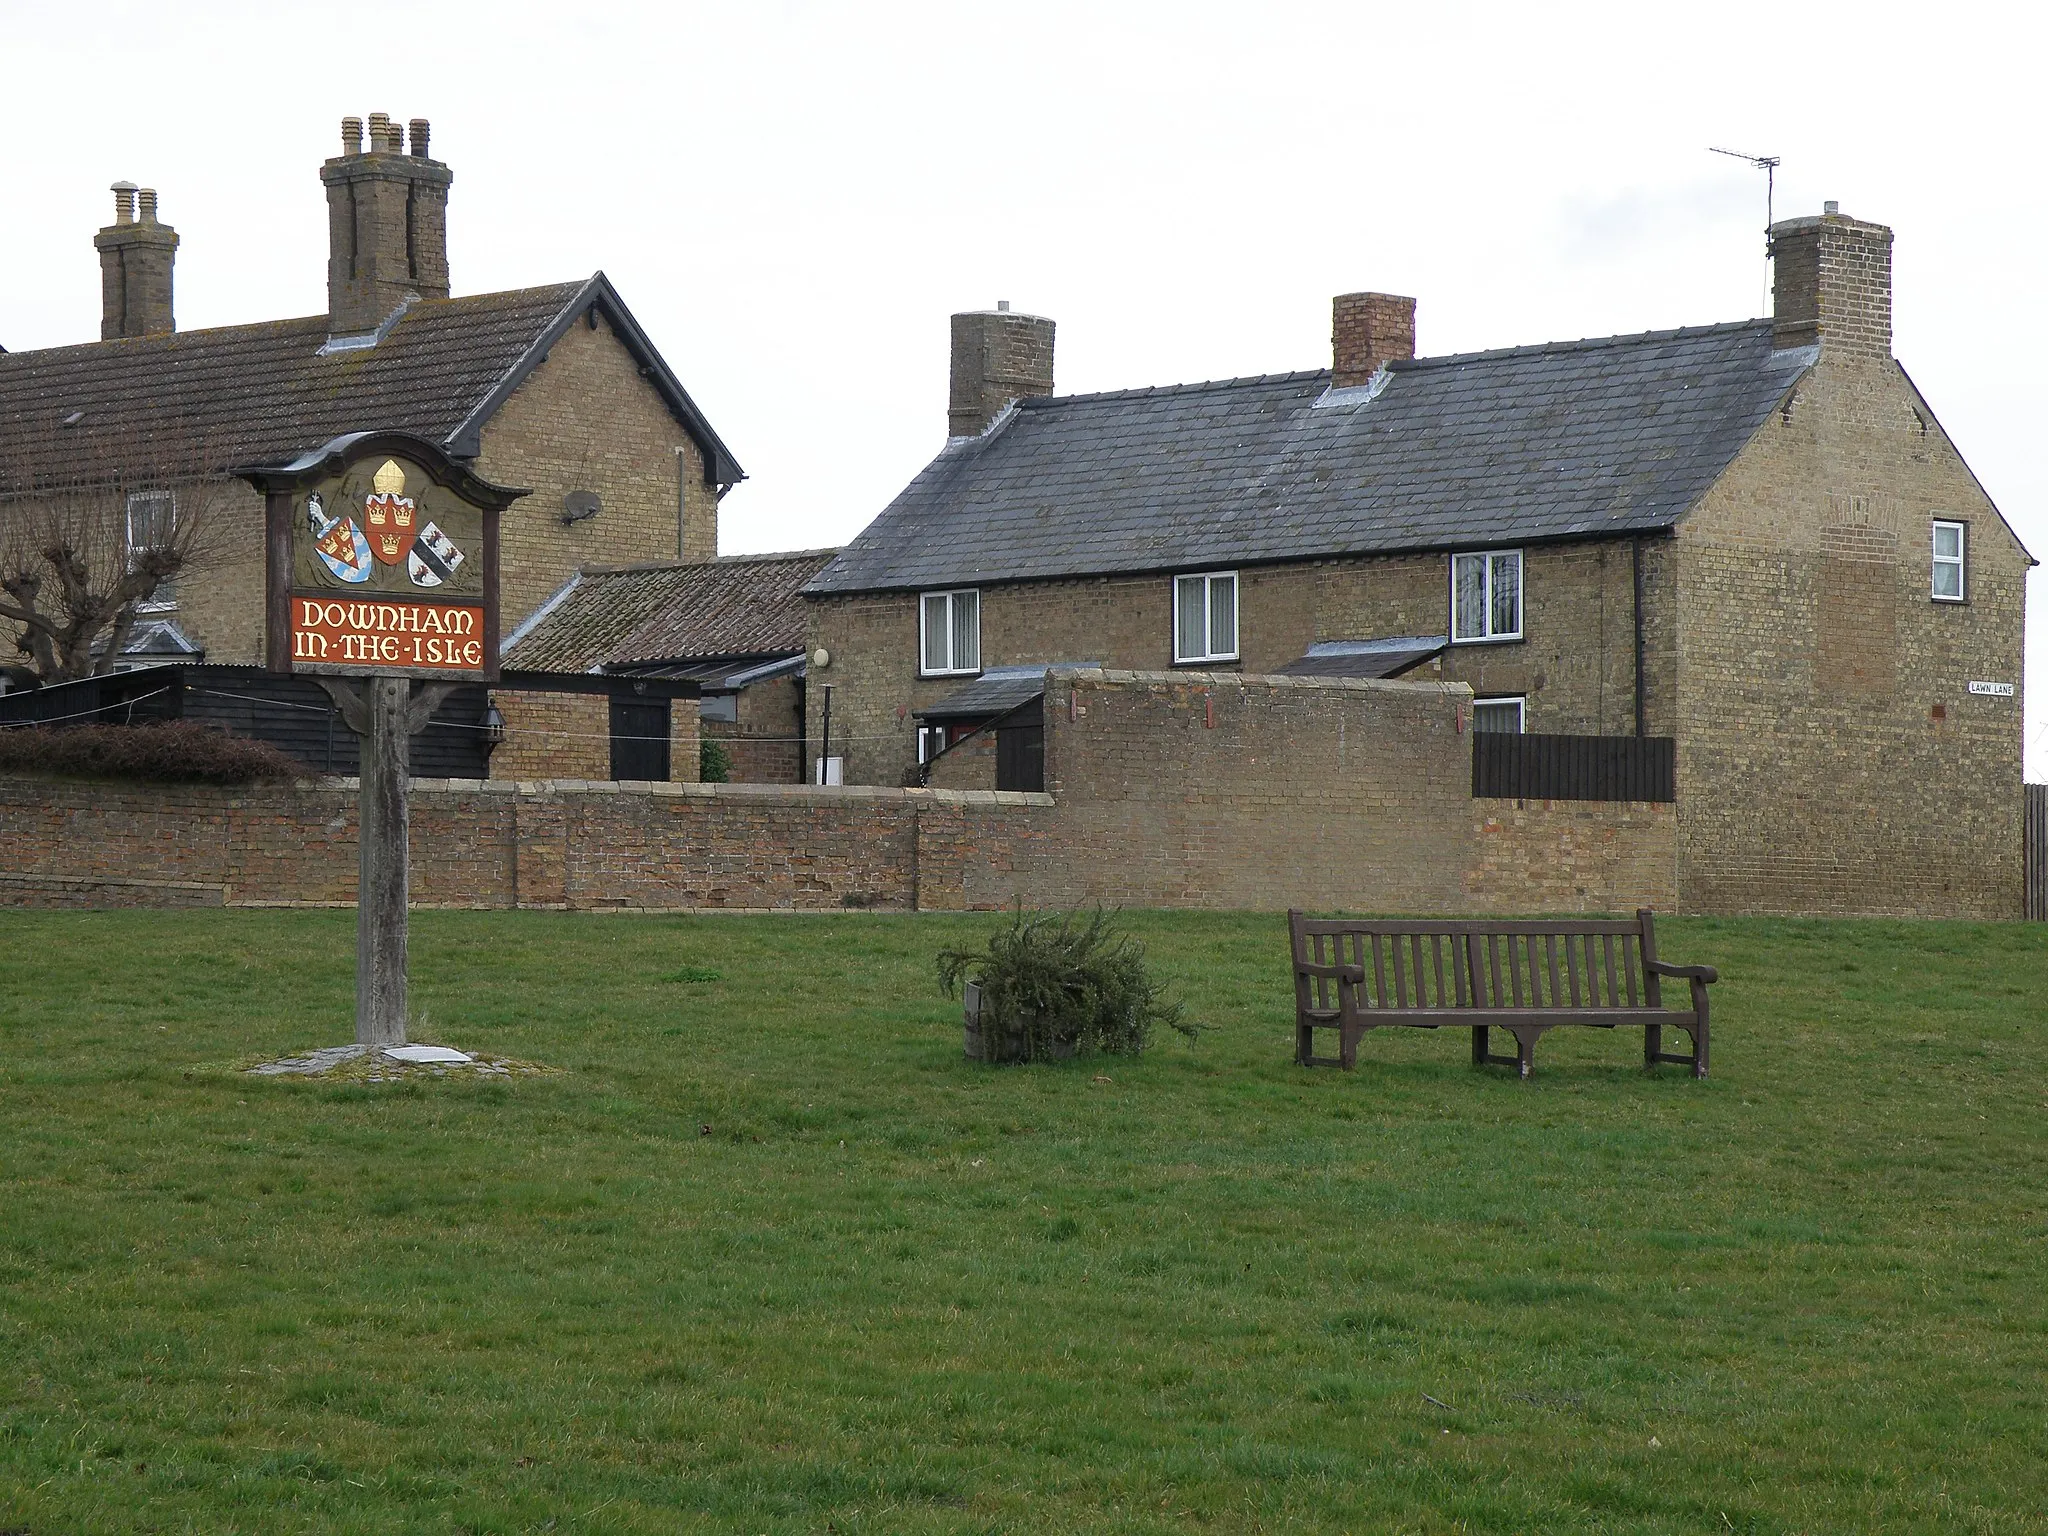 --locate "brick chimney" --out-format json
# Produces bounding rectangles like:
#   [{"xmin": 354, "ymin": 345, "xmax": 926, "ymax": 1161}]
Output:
[
  {"xmin": 949, "ymin": 302, "xmax": 1055, "ymax": 437},
  {"xmin": 1769, "ymin": 204, "xmax": 1892, "ymax": 361},
  {"xmin": 320, "ymin": 114, "xmax": 452, "ymax": 337},
  {"xmin": 1331, "ymin": 292, "xmax": 1415, "ymax": 388},
  {"xmin": 93, "ymin": 182, "xmax": 178, "ymax": 339}
]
